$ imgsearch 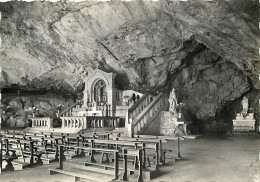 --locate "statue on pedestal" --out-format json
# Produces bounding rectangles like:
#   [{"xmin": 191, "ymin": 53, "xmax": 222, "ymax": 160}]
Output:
[
  {"xmin": 167, "ymin": 88, "xmax": 187, "ymax": 136},
  {"xmin": 241, "ymin": 96, "xmax": 248, "ymax": 117},
  {"xmin": 232, "ymin": 96, "xmax": 256, "ymax": 132},
  {"xmin": 168, "ymin": 88, "xmax": 178, "ymax": 117}
]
